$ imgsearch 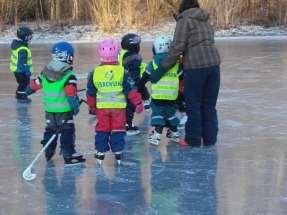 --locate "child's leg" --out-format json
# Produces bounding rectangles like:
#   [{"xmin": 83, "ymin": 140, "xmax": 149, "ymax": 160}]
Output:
[
  {"xmin": 14, "ymin": 73, "xmax": 29, "ymax": 100},
  {"xmin": 110, "ymin": 109, "xmax": 126, "ymax": 164},
  {"xmin": 165, "ymin": 105, "xmax": 180, "ymax": 142},
  {"xmin": 126, "ymin": 101, "xmax": 140, "ymax": 135},
  {"xmin": 149, "ymin": 102, "xmax": 165, "ymax": 145},
  {"xmin": 58, "ymin": 112, "xmax": 85, "ymax": 164},
  {"xmin": 42, "ymin": 113, "xmax": 58, "ymax": 161},
  {"xmin": 95, "ymin": 109, "xmax": 111, "ymax": 162}
]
